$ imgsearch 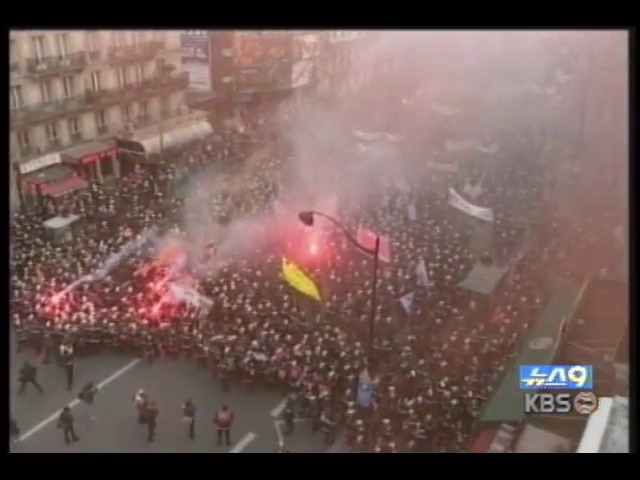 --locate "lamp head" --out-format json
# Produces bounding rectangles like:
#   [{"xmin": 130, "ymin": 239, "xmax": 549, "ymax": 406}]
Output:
[{"xmin": 298, "ymin": 211, "xmax": 315, "ymax": 227}]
